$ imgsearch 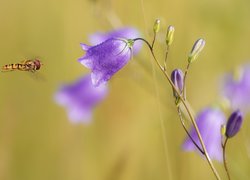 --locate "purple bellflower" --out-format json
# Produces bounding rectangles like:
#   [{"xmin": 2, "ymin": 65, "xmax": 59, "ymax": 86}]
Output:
[
  {"xmin": 78, "ymin": 38, "xmax": 135, "ymax": 87},
  {"xmin": 182, "ymin": 107, "xmax": 226, "ymax": 162},
  {"xmin": 221, "ymin": 64, "xmax": 250, "ymax": 113},
  {"xmin": 88, "ymin": 27, "xmax": 142, "ymax": 54},
  {"xmin": 226, "ymin": 110, "xmax": 243, "ymax": 138},
  {"xmin": 54, "ymin": 75, "xmax": 108, "ymax": 124}
]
